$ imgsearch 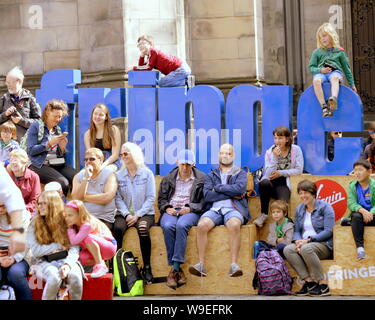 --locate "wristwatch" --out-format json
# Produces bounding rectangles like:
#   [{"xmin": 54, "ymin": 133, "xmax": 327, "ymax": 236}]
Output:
[{"xmin": 13, "ymin": 227, "xmax": 25, "ymax": 234}]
